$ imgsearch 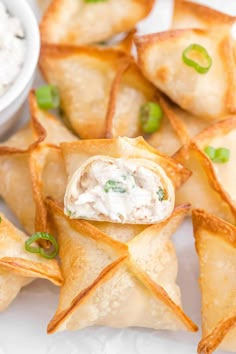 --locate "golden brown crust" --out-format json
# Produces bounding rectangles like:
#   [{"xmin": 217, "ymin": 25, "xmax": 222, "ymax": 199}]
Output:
[
  {"xmin": 193, "ymin": 209, "xmax": 236, "ymax": 249},
  {"xmin": 129, "ymin": 261, "xmax": 198, "ymax": 332},
  {"xmin": 173, "ymin": 0, "xmax": 236, "ymax": 28},
  {"xmin": 174, "ymin": 141, "xmax": 236, "ymax": 222},
  {"xmin": 40, "ymin": 0, "xmax": 155, "ymax": 46},
  {"xmin": 198, "ymin": 315, "xmax": 236, "ymax": 354},
  {"xmin": 47, "ymin": 256, "xmax": 127, "ymax": 334}
]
